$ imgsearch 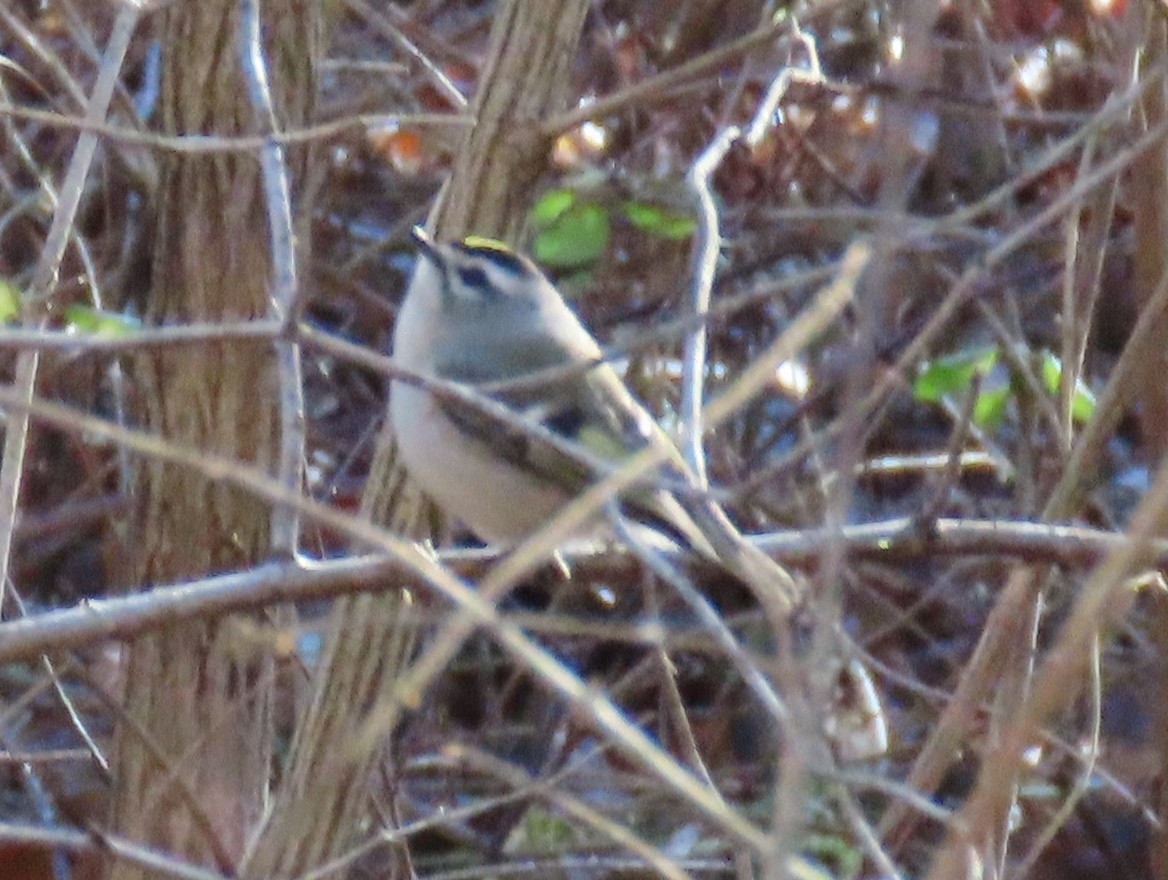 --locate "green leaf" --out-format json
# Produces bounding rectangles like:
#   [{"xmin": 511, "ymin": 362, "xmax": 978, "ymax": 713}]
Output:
[
  {"xmin": 914, "ymin": 348, "xmax": 998, "ymax": 403},
  {"xmin": 1038, "ymin": 350, "xmax": 1096, "ymax": 423},
  {"xmin": 1039, "ymin": 350, "xmax": 1061, "ymax": 396},
  {"xmin": 513, "ymin": 806, "xmax": 578, "ymax": 853},
  {"xmin": 974, "ymin": 386, "xmax": 1011, "ymax": 428},
  {"xmin": 0, "ymin": 279, "xmax": 20, "ymax": 323},
  {"xmin": 1071, "ymin": 384, "xmax": 1097, "ymax": 423},
  {"xmin": 64, "ymin": 305, "xmax": 141, "ymax": 336},
  {"xmin": 622, "ymin": 200, "xmax": 697, "ymax": 239},
  {"xmin": 532, "ymin": 202, "xmax": 610, "ymax": 269},
  {"xmin": 529, "ymin": 188, "xmax": 577, "ymax": 227},
  {"xmin": 801, "ymin": 832, "xmax": 862, "ymax": 879}
]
